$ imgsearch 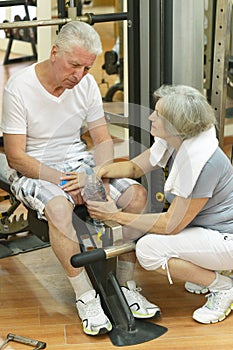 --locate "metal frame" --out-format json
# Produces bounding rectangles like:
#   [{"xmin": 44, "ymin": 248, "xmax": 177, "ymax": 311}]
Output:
[
  {"xmin": 127, "ymin": 0, "xmax": 173, "ymax": 212},
  {"xmin": 211, "ymin": 0, "xmax": 232, "ymax": 147},
  {"xmin": 0, "ymin": 0, "xmax": 37, "ymax": 64},
  {"xmin": 204, "ymin": 0, "xmax": 216, "ymax": 98}
]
